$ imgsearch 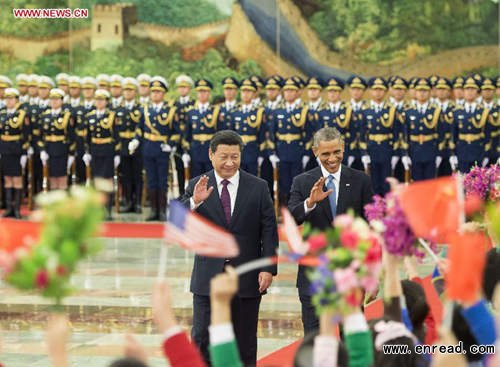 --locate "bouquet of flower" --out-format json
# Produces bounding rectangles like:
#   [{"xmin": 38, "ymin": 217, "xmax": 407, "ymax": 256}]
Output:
[
  {"xmin": 463, "ymin": 165, "xmax": 499, "ymax": 203},
  {"xmin": 2, "ymin": 186, "xmax": 105, "ymax": 308},
  {"xmin": 364, "ymin": 192, "xmax": 432, "ymax": 257},
  {"xmin": 306, "ymin": 213, "xmax": 383, "ymax": 316}
]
